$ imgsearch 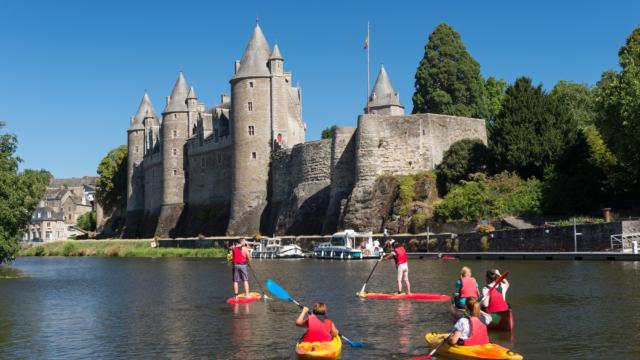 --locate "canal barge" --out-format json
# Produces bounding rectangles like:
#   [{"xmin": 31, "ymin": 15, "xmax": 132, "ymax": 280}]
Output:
[
  {"xmin": 250, "ymin": 237, "xmax": 306, "ymax": 259},
  {"xmin": 313, "ymin": 230, "xmax": 384, "ymax": 259}
]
